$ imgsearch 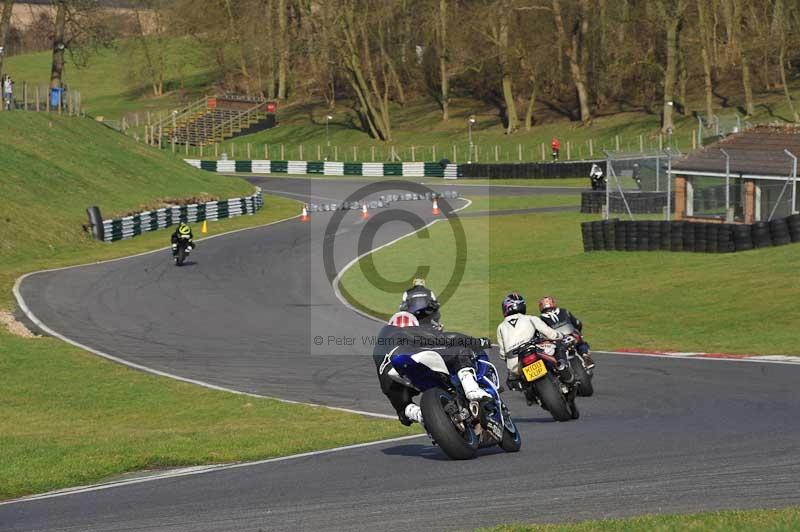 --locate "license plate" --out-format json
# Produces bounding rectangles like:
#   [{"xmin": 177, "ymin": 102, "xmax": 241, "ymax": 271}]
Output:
[{"xmin": 522, "ymin": 359, "xmax": 547, "ymax": 382}]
